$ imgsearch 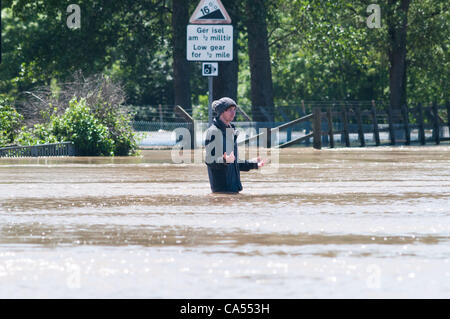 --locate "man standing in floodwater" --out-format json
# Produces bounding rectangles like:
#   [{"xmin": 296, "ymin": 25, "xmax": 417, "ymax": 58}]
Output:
[{"xmin": 205, "ymin": 97, "xmax": 265, "ymax": 193}]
